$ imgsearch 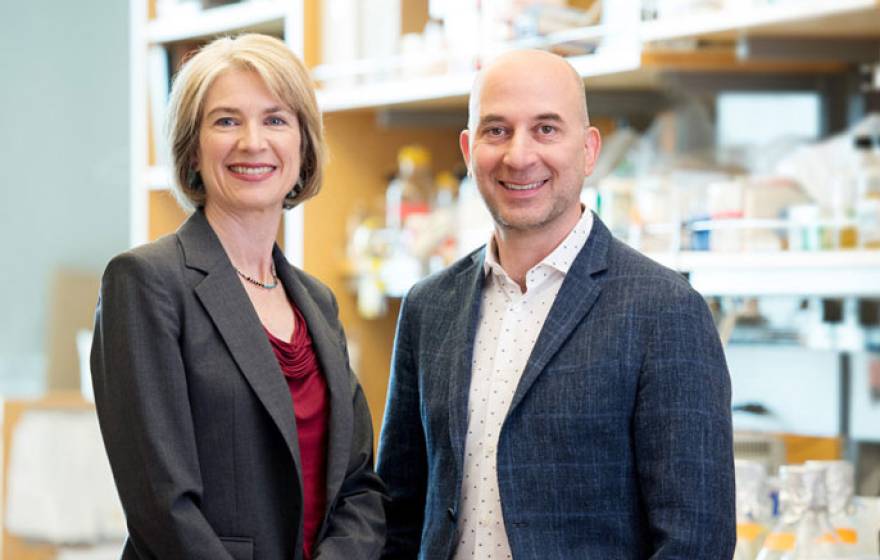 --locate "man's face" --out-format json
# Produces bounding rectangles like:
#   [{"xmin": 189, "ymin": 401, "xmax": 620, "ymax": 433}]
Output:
[{"xmin": 460, "ymin": 53, "xmax": 601, "ymax": 238}]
